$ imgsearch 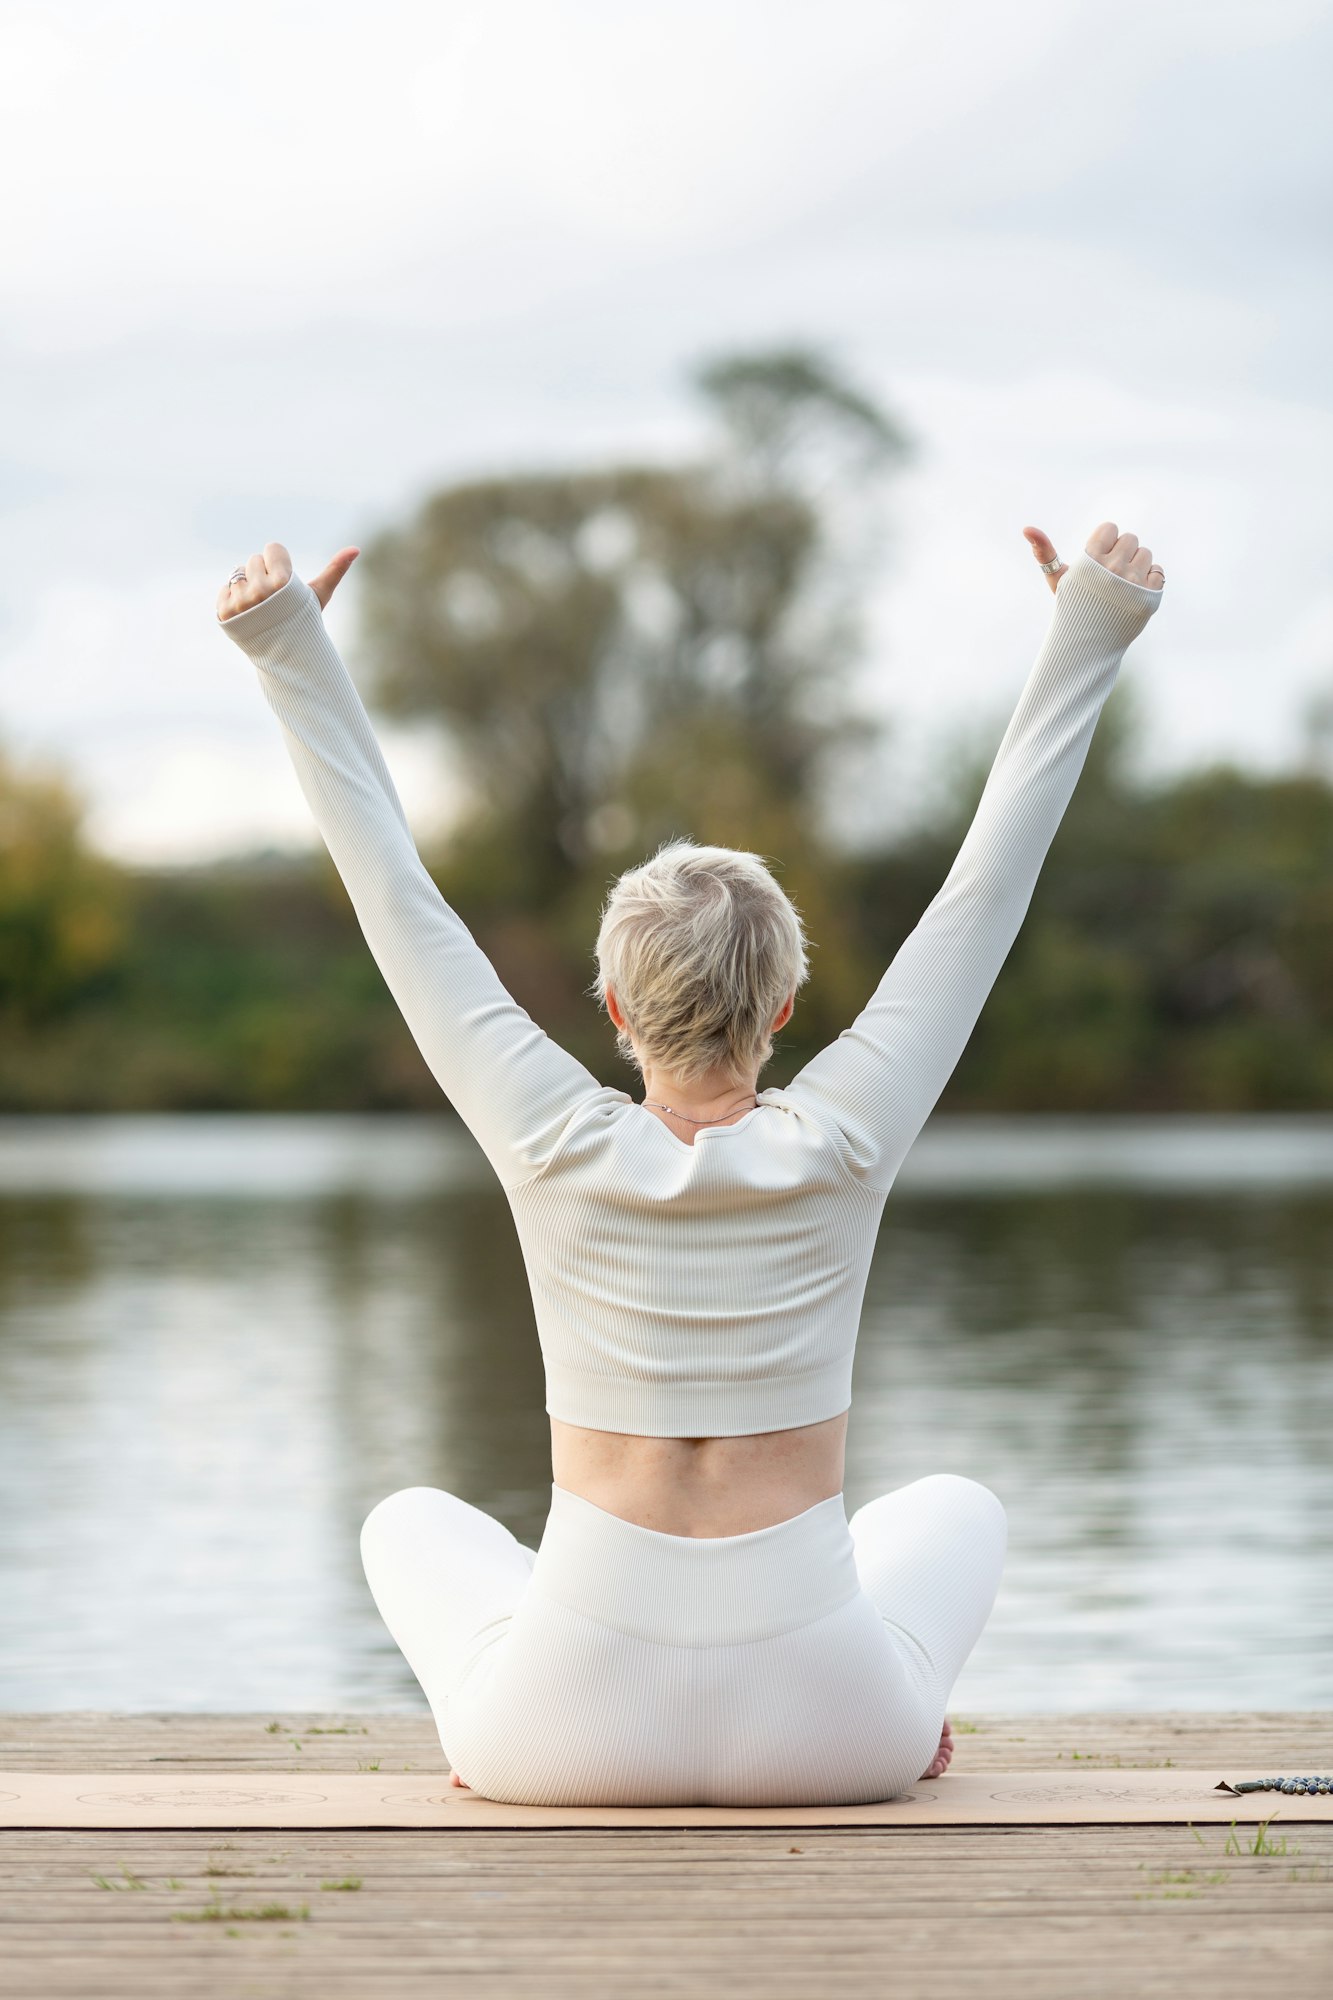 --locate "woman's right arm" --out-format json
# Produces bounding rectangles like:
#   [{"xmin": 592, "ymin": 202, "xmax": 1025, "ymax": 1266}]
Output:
[
  {"xmin": 786, "ymin": 529, "xmax": 1165, "ymax": 1192},
  {"xmin": 217, "ymin": 546, "xmax": 604, "ymax": 1190}
]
